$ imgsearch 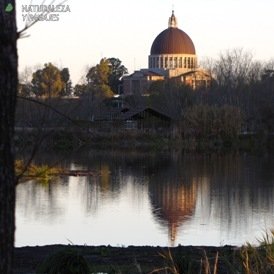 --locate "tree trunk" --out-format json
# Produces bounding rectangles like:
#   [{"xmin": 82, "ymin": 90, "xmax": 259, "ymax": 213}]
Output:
[{"xmin": 0, "ymin": 1, "xmax": 18, "ymax": 273}]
